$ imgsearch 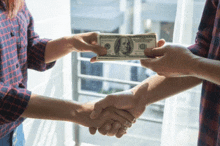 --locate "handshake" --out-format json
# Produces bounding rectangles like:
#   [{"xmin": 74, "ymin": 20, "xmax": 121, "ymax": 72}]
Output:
[{"xmin": 76, "ymin": 90, "xmax": 146, "ymax": 138}]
